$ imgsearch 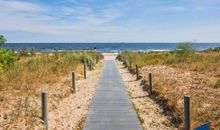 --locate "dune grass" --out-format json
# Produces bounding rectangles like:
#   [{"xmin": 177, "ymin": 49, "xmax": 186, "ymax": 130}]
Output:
[
  {"xmin": 1, "ymin": 51, "xmax": 103, "ymax": 90},
  {"xmin": 119, "ymin": 50, "xmax": 220, "ymax": 77},
  {"xmin": 0, "ymin": 51, "xmax": 103, "ymax": 129},
  {"xmin": 117, "ymin": 49, "xmax": 220, "ymax": 129}
]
